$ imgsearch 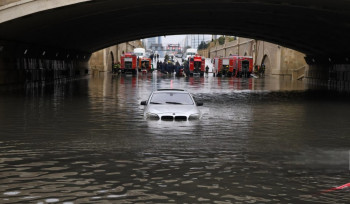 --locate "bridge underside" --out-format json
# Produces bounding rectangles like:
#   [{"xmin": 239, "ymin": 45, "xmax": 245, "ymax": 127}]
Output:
[
  {"xmin": 0, "ymin": 0, "xmax": 349, "ymax": 60},
  {"xmin": 0, "ymin": 0, "xmax": 350, "ymax": 87}
]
